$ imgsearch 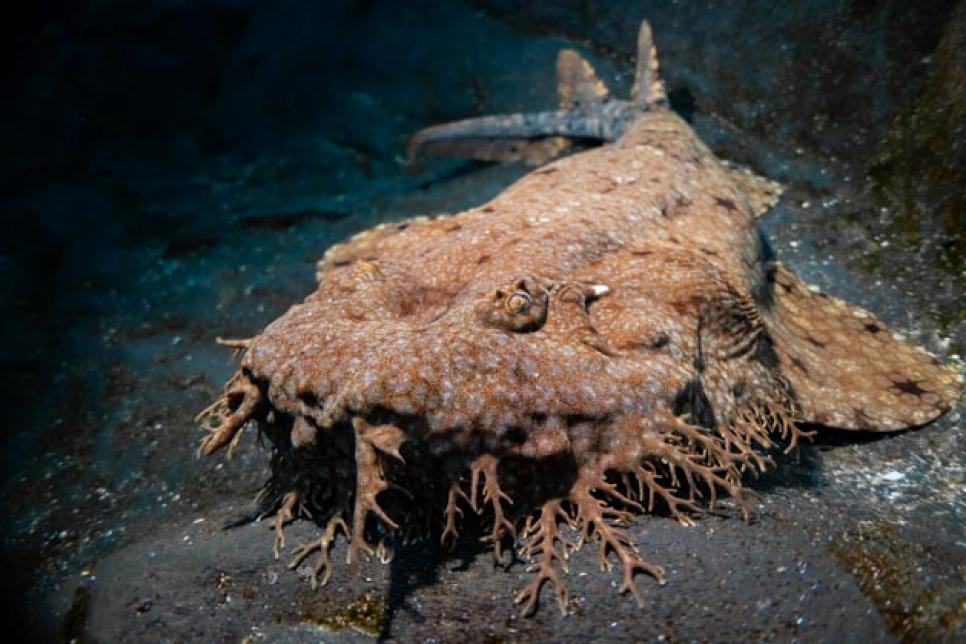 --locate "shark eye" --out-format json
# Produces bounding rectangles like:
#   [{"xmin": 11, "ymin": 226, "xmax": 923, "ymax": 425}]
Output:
[{"xmin": 505, "ymin": 291, "xmax": 532, "ymax": 314}]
